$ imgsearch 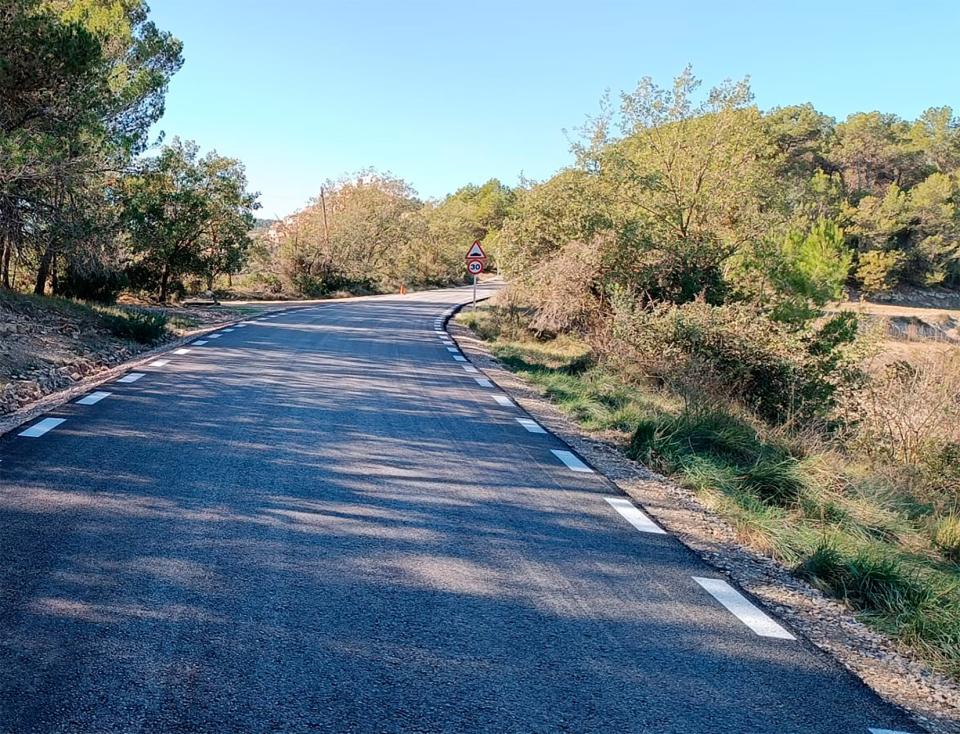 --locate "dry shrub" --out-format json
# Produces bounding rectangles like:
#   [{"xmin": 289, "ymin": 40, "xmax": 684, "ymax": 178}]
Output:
[
  {"xmin": 522, "ymin": 237, "xmax": 607, "ymax": 336},
  {"xmin": 607, "ymin": 297, "xmax": 860, "ymax": 424},
  {"xmin": 851, "ymin": 352, "xmax": 960, "ymax": 467}
]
